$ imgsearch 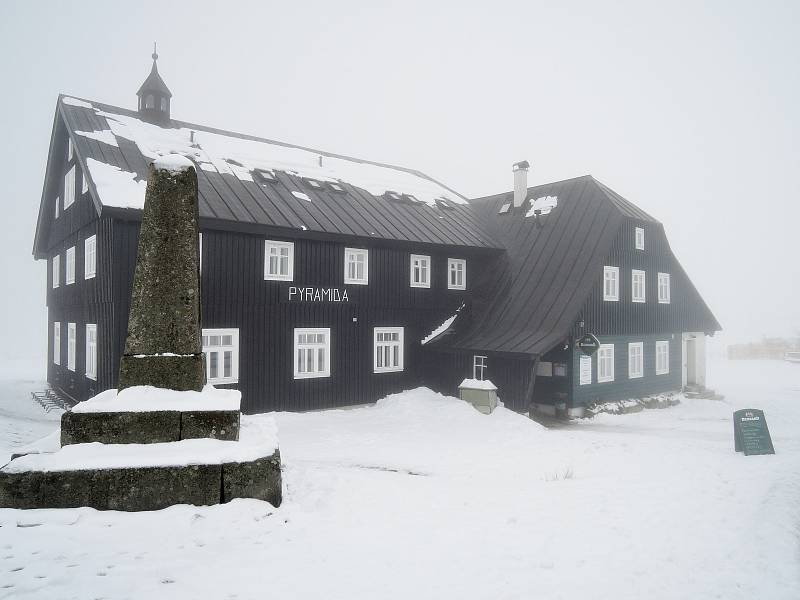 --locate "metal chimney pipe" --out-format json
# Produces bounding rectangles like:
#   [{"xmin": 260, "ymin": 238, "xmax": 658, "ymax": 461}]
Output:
[{"xmin": 512, "ymin": 161, "xmax": 529, "ymax": 208}]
